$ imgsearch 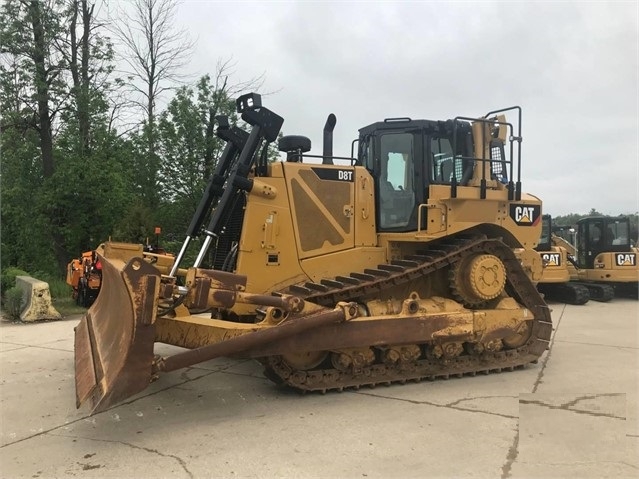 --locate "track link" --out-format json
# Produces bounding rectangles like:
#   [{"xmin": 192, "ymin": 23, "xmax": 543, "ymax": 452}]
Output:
[{"xmin": 261, "ymin": 236, "xmax": 552, "ymax": 392}]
